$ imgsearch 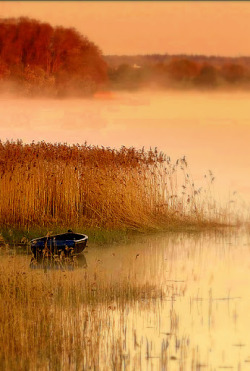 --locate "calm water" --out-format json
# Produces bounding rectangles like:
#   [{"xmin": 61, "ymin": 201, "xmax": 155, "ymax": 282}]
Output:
[{"xmin": 3, "ymin": 229, "xmax": 250, "ymax": 370}]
